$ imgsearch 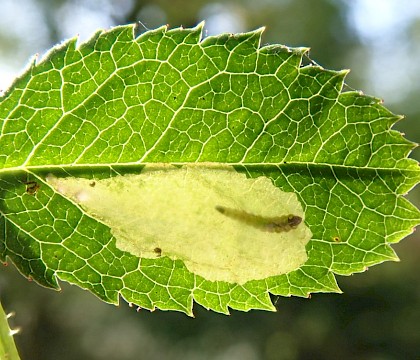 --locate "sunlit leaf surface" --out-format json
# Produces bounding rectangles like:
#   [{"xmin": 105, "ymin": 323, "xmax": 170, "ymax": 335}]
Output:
[{"xmin": 1, "ymin": 23, "xmax": 419, "ymax": 315}]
